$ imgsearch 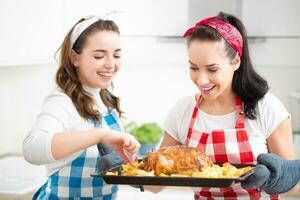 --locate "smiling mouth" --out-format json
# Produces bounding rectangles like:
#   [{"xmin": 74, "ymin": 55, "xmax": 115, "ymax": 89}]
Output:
[
  {"xmin": 97, "ymin": 71, "xmax": 113, "ymax": 78},
  {"xmin": 200, "ymin": 86, "xmax": 215, "ymax": 93}
]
